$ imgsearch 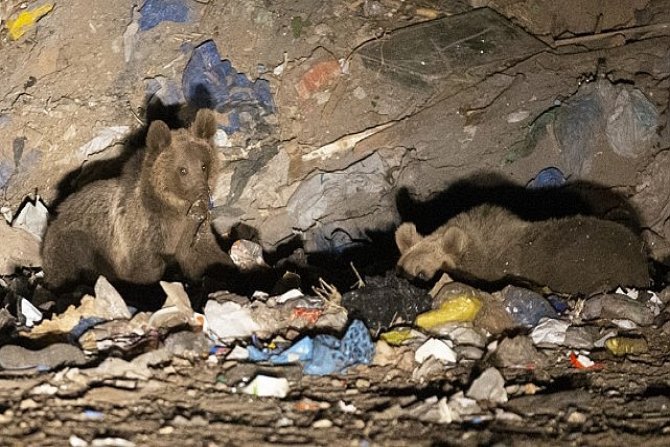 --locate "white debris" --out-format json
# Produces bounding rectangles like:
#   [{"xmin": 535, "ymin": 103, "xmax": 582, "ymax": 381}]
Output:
[
  {"xmin": 19, "ymin": 298, "xmax": 42, "ymax": 327},
  {"xmin": 69, "ymin": 435, "xmax": 89, "ymax": 447},
  {"xmin": 466, "ymin": 367, "xmax": 508, "ymax": 404},
  {"xmin": 12, "ymin": 196, "xmax": 48, "ymax": 240},
  {"xmin": 530, "ymin": 318, "xmax": 570, "ymax": 347},
  {"xmin": 213, "ymin": 128, "xmax": 230, "ymax": 148},
  {"xmin": 241, "ymin": 375, "xmax": 289, "ymax": 398},
  {"xmin": 91, "ymin": 438, "xmax": 136, "ymax": 447},
  {"xmin": 612, "ymin": 319, "xmax": 638, "ymax": 329},
  {"xmin": 77, "ymin": 126, "xmax": 129, "ymax": 160},
  {"xmin": 415, "ymin": 338, "xmax": 457, "ymax": 364},
  {"xmin": 94, "ymin": 276, "xmax": 132, "ymax": 319},
  {"xmin": 205, "ymin": 300, "xmax": 262, "ymax": 341},
  {"xmin": 226, "ymin": 345, "xmax": 250, "ymax": 361},
  {"xmin": 274, "ymin": 288, "xmax": 304, "ymax": 304}
]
